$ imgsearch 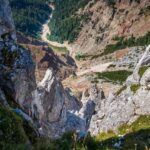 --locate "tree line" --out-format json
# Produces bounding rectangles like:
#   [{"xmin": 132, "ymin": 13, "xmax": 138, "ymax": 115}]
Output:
[{"xmin": 10, "ymin": 0, "xmax": 52, "ymax": 38}]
